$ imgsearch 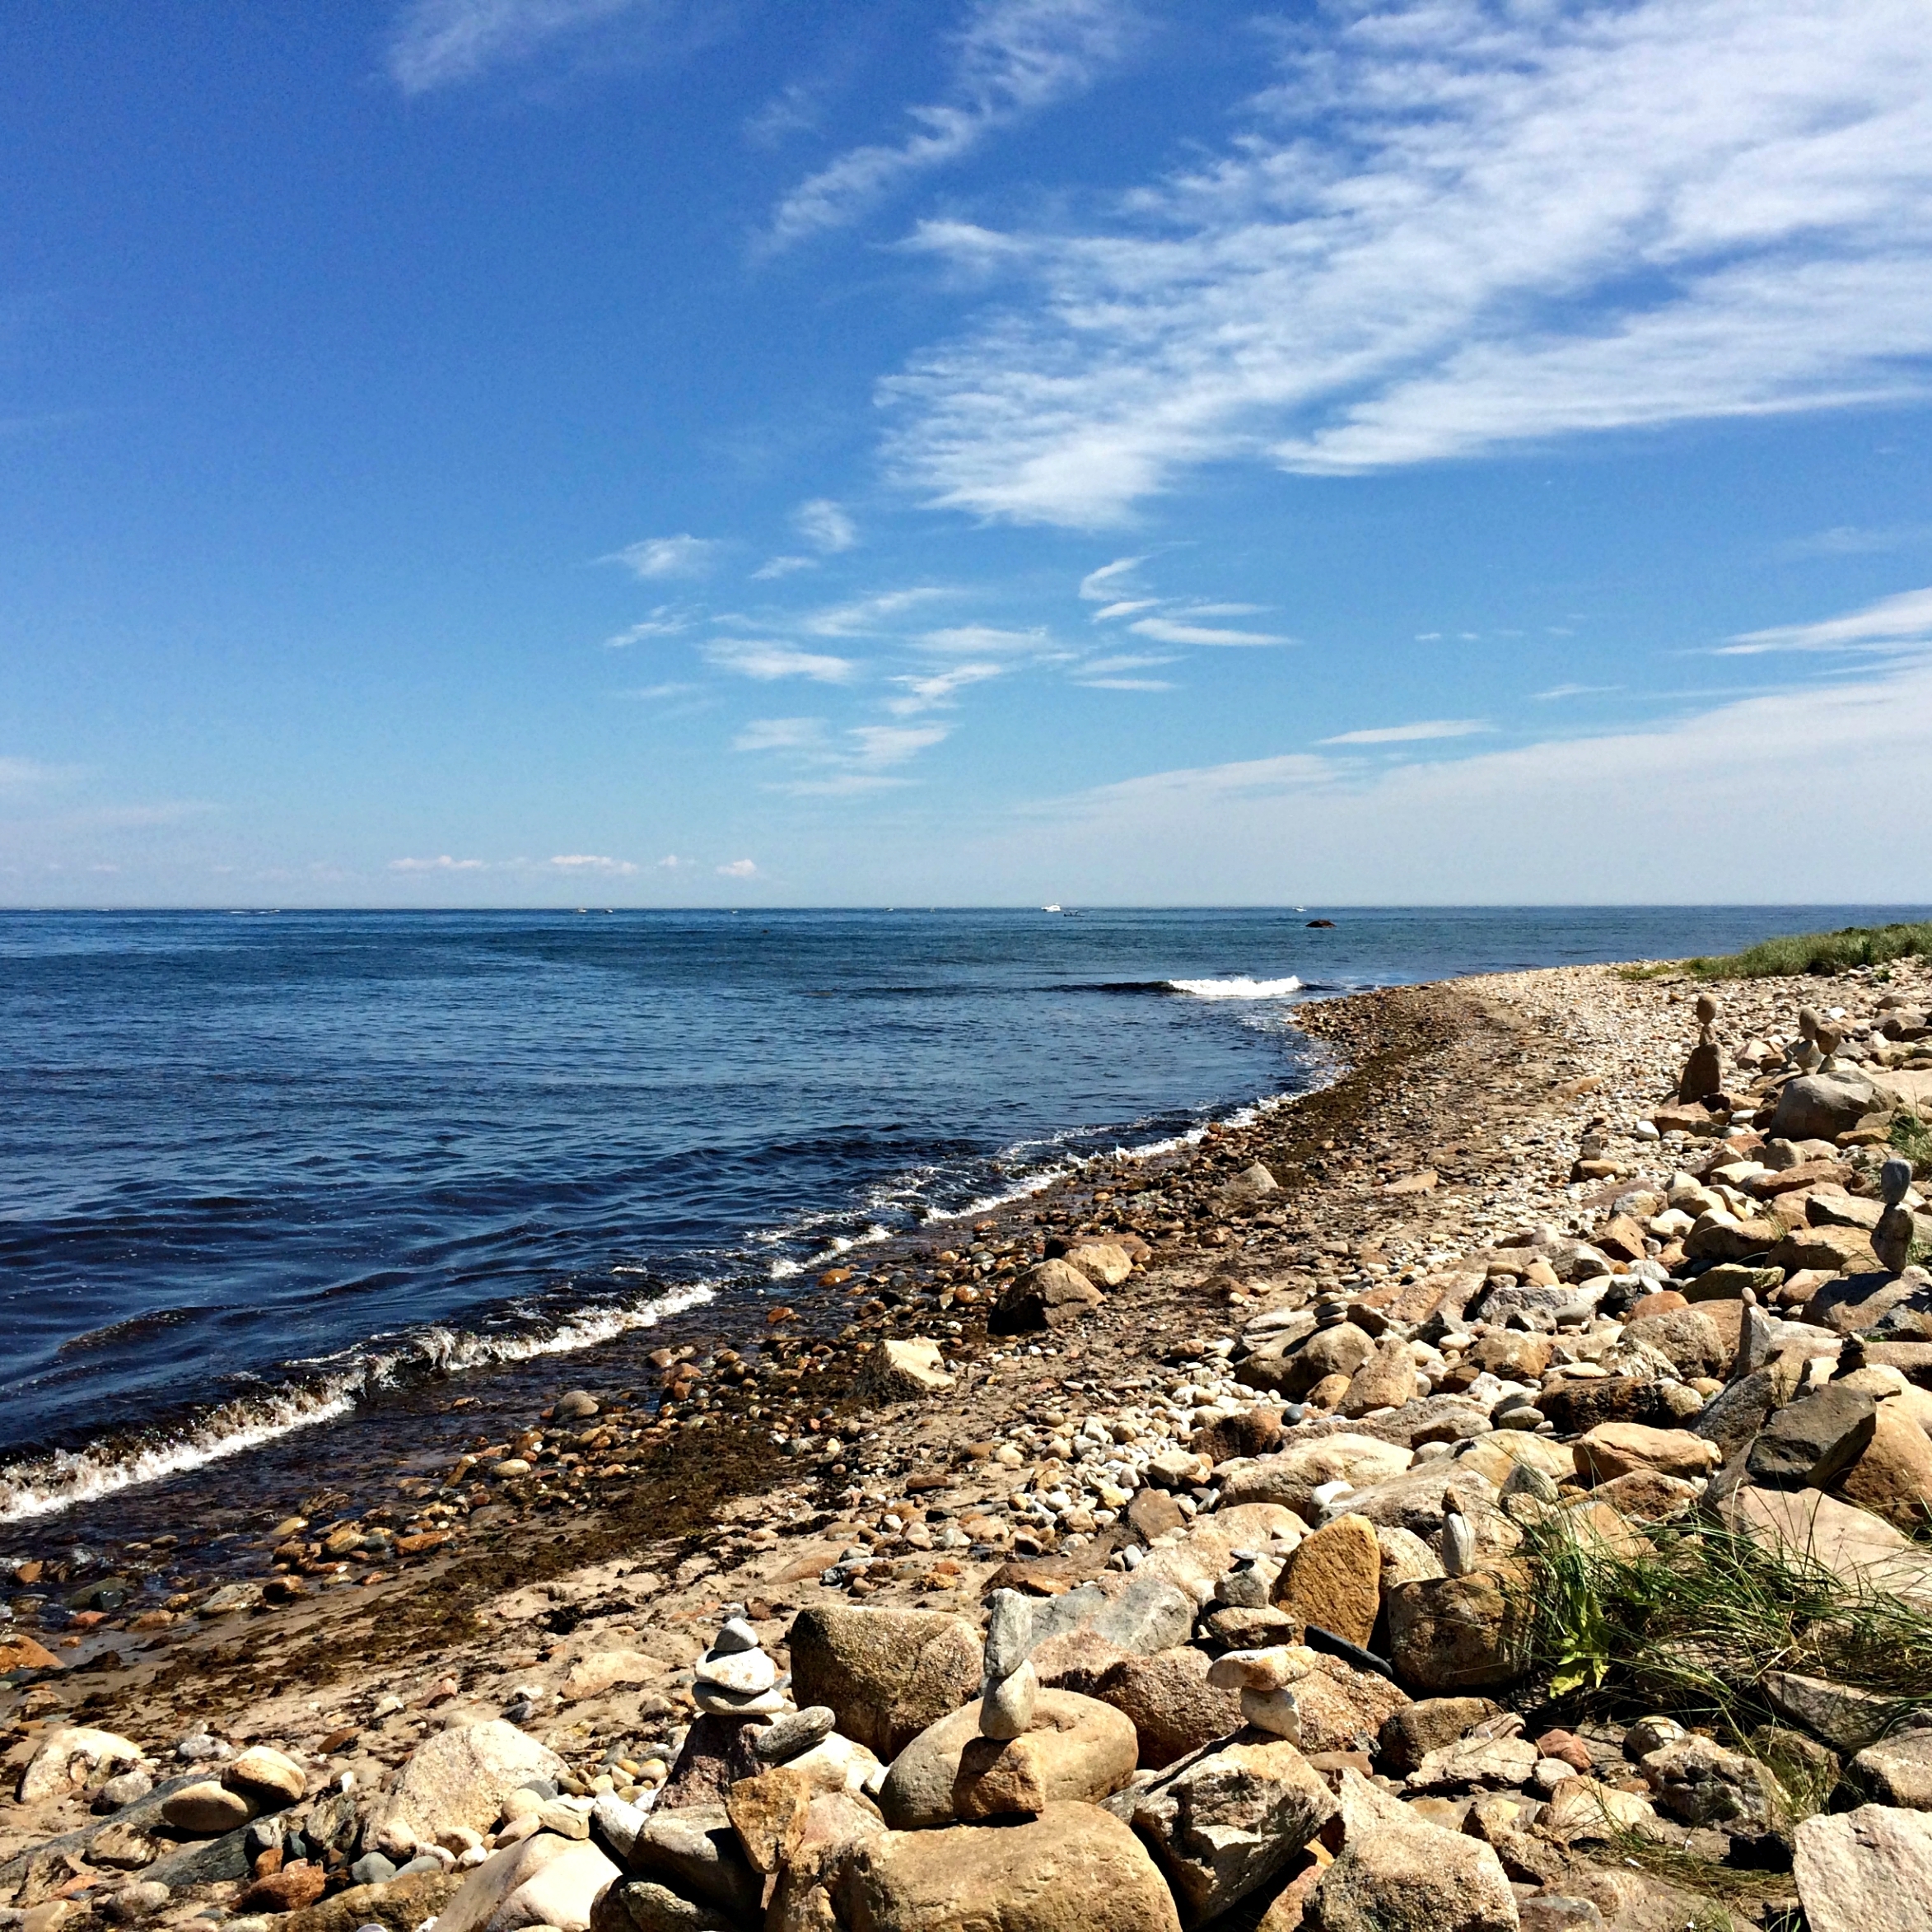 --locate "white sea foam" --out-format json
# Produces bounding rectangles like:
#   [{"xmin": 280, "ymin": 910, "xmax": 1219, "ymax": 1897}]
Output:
[
  {"xmin": 0, "ymin": 1281, "xmax": 716, "ymax": 1526},
  {"xmin": 1166, "ymin": 975, "xmax": 1304, "ymax": 1000}
]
